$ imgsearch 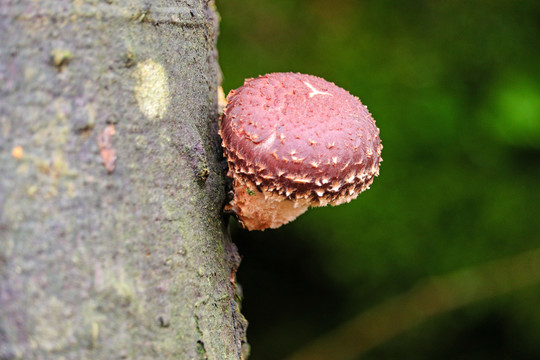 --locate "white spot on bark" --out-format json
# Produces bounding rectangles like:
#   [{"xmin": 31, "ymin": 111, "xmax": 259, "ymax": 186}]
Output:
[{"xmin": 133, "ymin": 59, "xmax": 170, "ymax": 120}]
